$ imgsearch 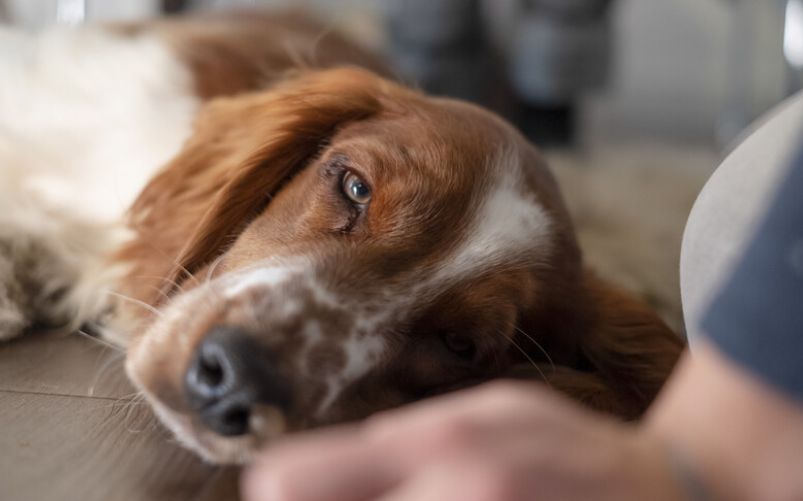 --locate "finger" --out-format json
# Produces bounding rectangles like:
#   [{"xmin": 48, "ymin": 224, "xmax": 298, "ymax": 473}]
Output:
[
  {"xmin": 242, "ymin": 382, "xmax": 591, "ymax": 501},
  {"xmin": 376, "ymin": 466, "xmax": 461, "ymax": 501},
  {"xmin": 242, "ymin": 426, "xmax": 402, "ymax": 501},
  {"xmin": 376, "ymin": 459, "xmax": 522, "ymax": 501},
  {"xmin": 365, "ymin": 381, "xmax": 585, "ymax": 447}
]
